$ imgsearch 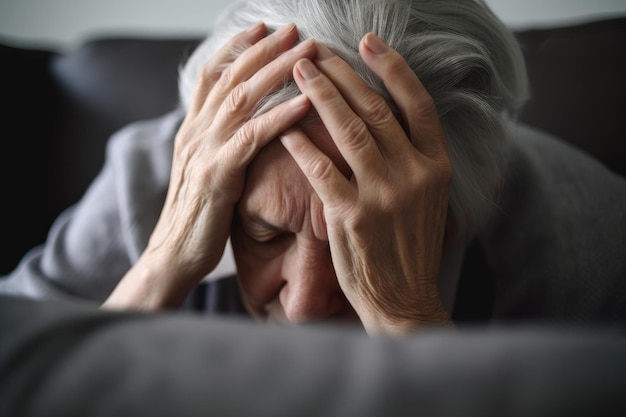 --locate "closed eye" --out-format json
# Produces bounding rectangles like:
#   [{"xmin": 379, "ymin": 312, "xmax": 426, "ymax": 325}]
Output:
[{"xmin": 237, "ymin": 214, "xmax": 294, "ymax": 249}]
